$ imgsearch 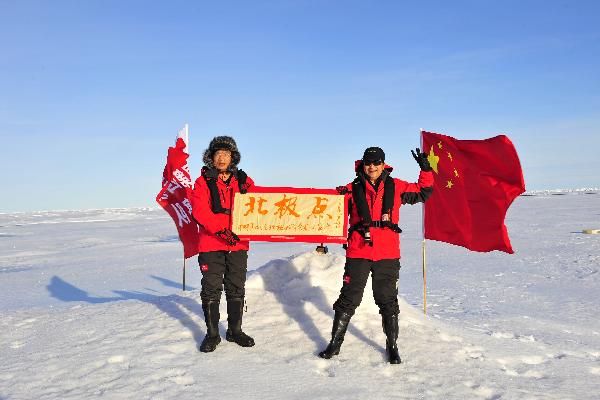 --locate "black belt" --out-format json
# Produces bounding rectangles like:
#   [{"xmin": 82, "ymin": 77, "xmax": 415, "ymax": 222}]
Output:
[
  {"xmin": 349, "ymin": 221, "xmax": 402, "ymax": 235},
  {"xmin": 344, "ymin": 220, "xmax": 402, "ymax": 249}
]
